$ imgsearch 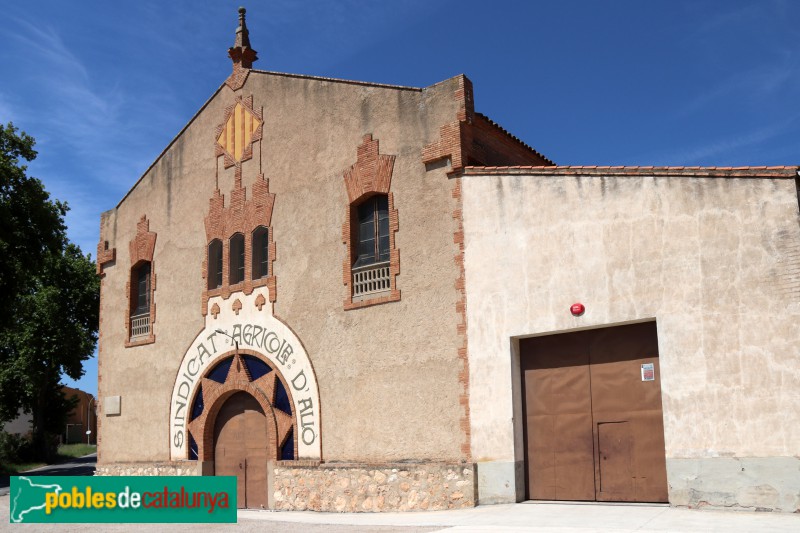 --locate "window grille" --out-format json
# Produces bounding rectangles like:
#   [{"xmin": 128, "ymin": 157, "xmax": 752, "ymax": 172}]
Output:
[
  {"xmin": 130, "ymin": 312, "xmax": 150, "ymax": 338},
  {"xmin": 352, "ymin": 261, "xmax": 391, "ymax": 298}
]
